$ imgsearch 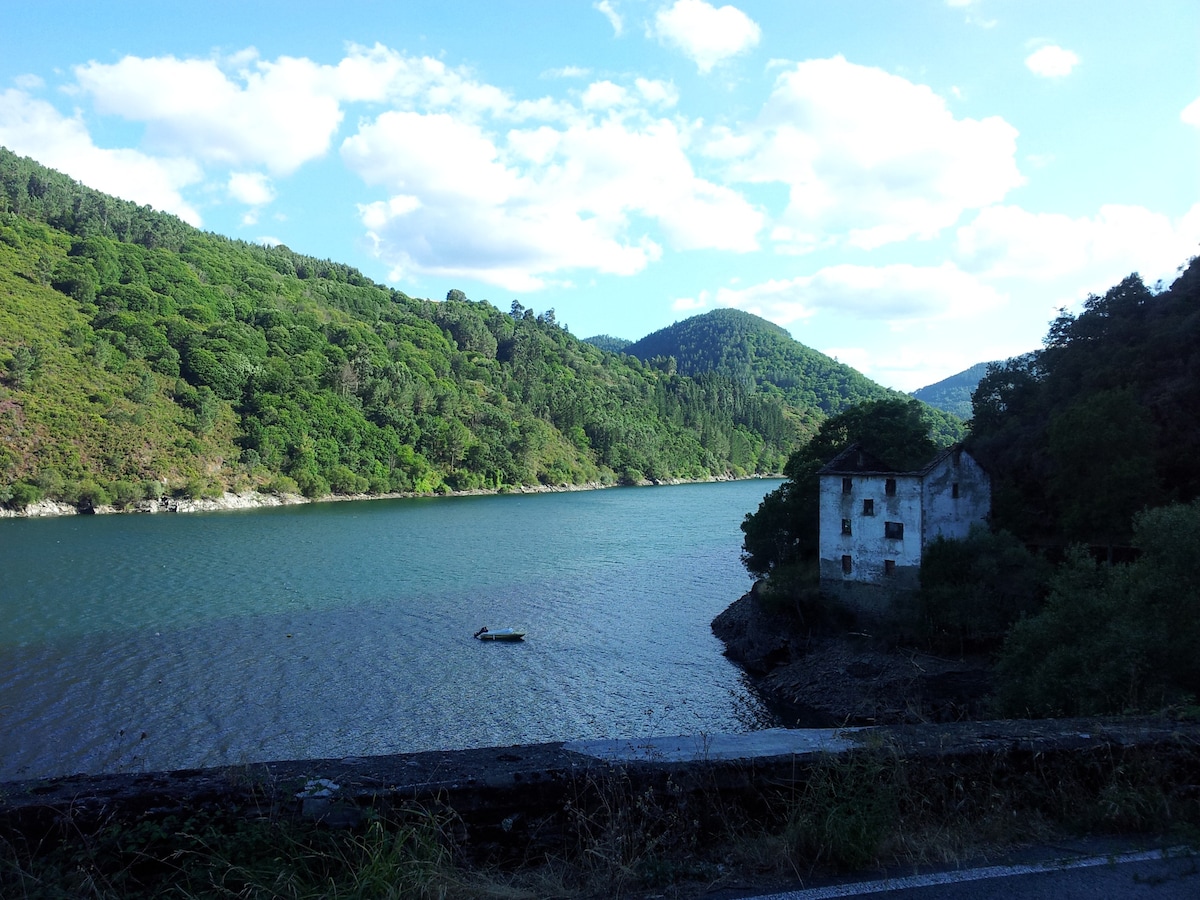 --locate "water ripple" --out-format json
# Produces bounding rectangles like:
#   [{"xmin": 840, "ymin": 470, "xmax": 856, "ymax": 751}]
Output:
[{"xmin": 0, "ymin": 482, "xmax": 782, "ymax": 780}]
